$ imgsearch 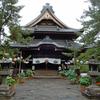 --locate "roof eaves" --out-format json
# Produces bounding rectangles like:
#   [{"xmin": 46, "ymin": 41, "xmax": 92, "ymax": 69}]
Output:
[
  {"xmin": 48, "ymin": 8, "xmax": 82, "ymax": 31},
  {"xmin": 22, "ymin": 27, "xmax": 81, "ymax": 33},
  {"xmin": 23, "ymin": 8, "xmax": 47, "ymax": 28}
]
